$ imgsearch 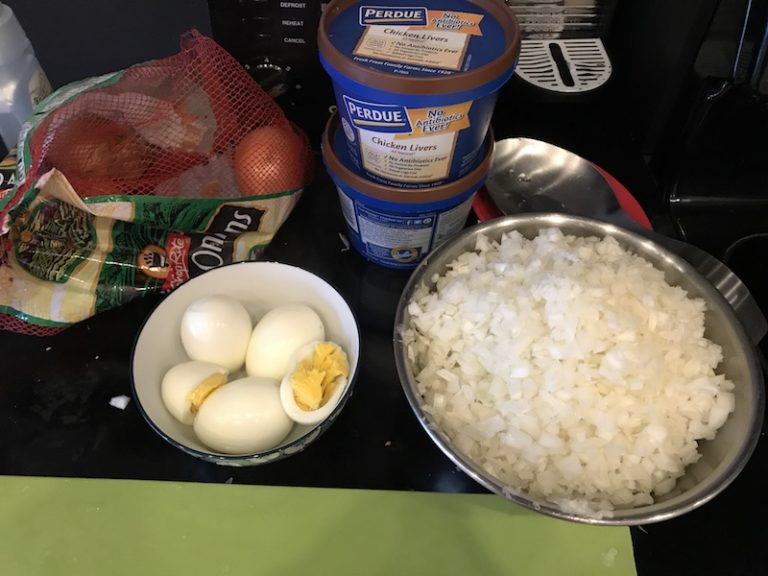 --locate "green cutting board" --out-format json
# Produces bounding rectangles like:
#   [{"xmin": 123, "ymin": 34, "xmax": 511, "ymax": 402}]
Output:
[{"xmin": 0, "ymin": 476, "xmax": 635, "ymax": 576}]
